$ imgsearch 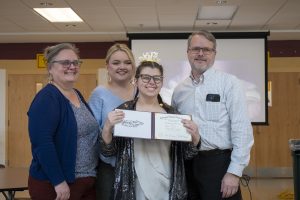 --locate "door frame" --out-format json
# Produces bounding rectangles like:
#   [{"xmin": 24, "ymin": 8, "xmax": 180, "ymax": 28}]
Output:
[{"xmin": 0, "ymin": 69, "xmax": 7, "ymax": 165}]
